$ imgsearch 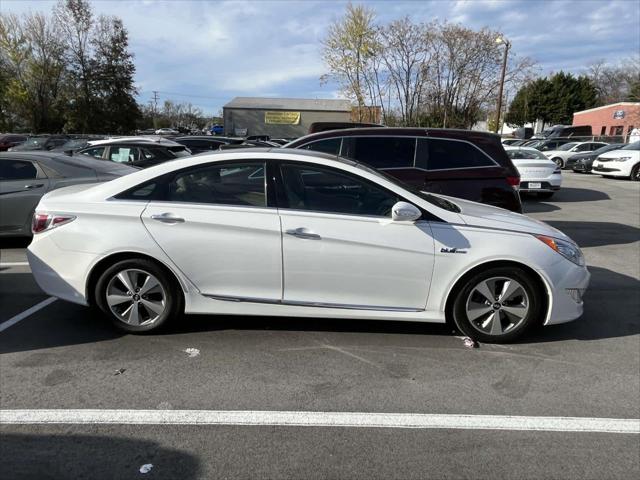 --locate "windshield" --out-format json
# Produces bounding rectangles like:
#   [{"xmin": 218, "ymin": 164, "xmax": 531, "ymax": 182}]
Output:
[
  {"xmin": 556, "ymin": 142, "xmax": 579, "ymax": 151},
  {"xmin": 22, "ymin": 137, "xmax": 48, "ymax": 147},
  {"xmin": 593, "ymin": 144, "xmax": 623, "ymax": 154},
  {"xmin": 622, "ymin": 141, "xmax": 640, "ymax": 151},
  {"xmin": 506, "ymin": 148, "xmax": 549, "ymax": 160}
]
